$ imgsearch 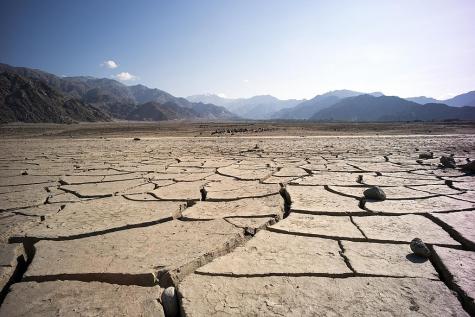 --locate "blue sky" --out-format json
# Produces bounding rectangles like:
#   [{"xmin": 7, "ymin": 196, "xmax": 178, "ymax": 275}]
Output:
[{"xmin": 1, "ymin": 0, "xmax": 474, "ymax": 99}]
